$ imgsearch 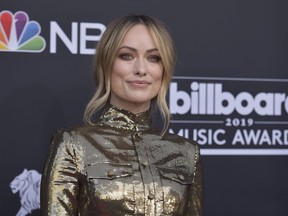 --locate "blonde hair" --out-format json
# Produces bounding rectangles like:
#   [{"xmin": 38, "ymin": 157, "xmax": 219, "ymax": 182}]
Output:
[{"xmin": 84, "ymin": 15, "xmax": 175, "ymax": 135}]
